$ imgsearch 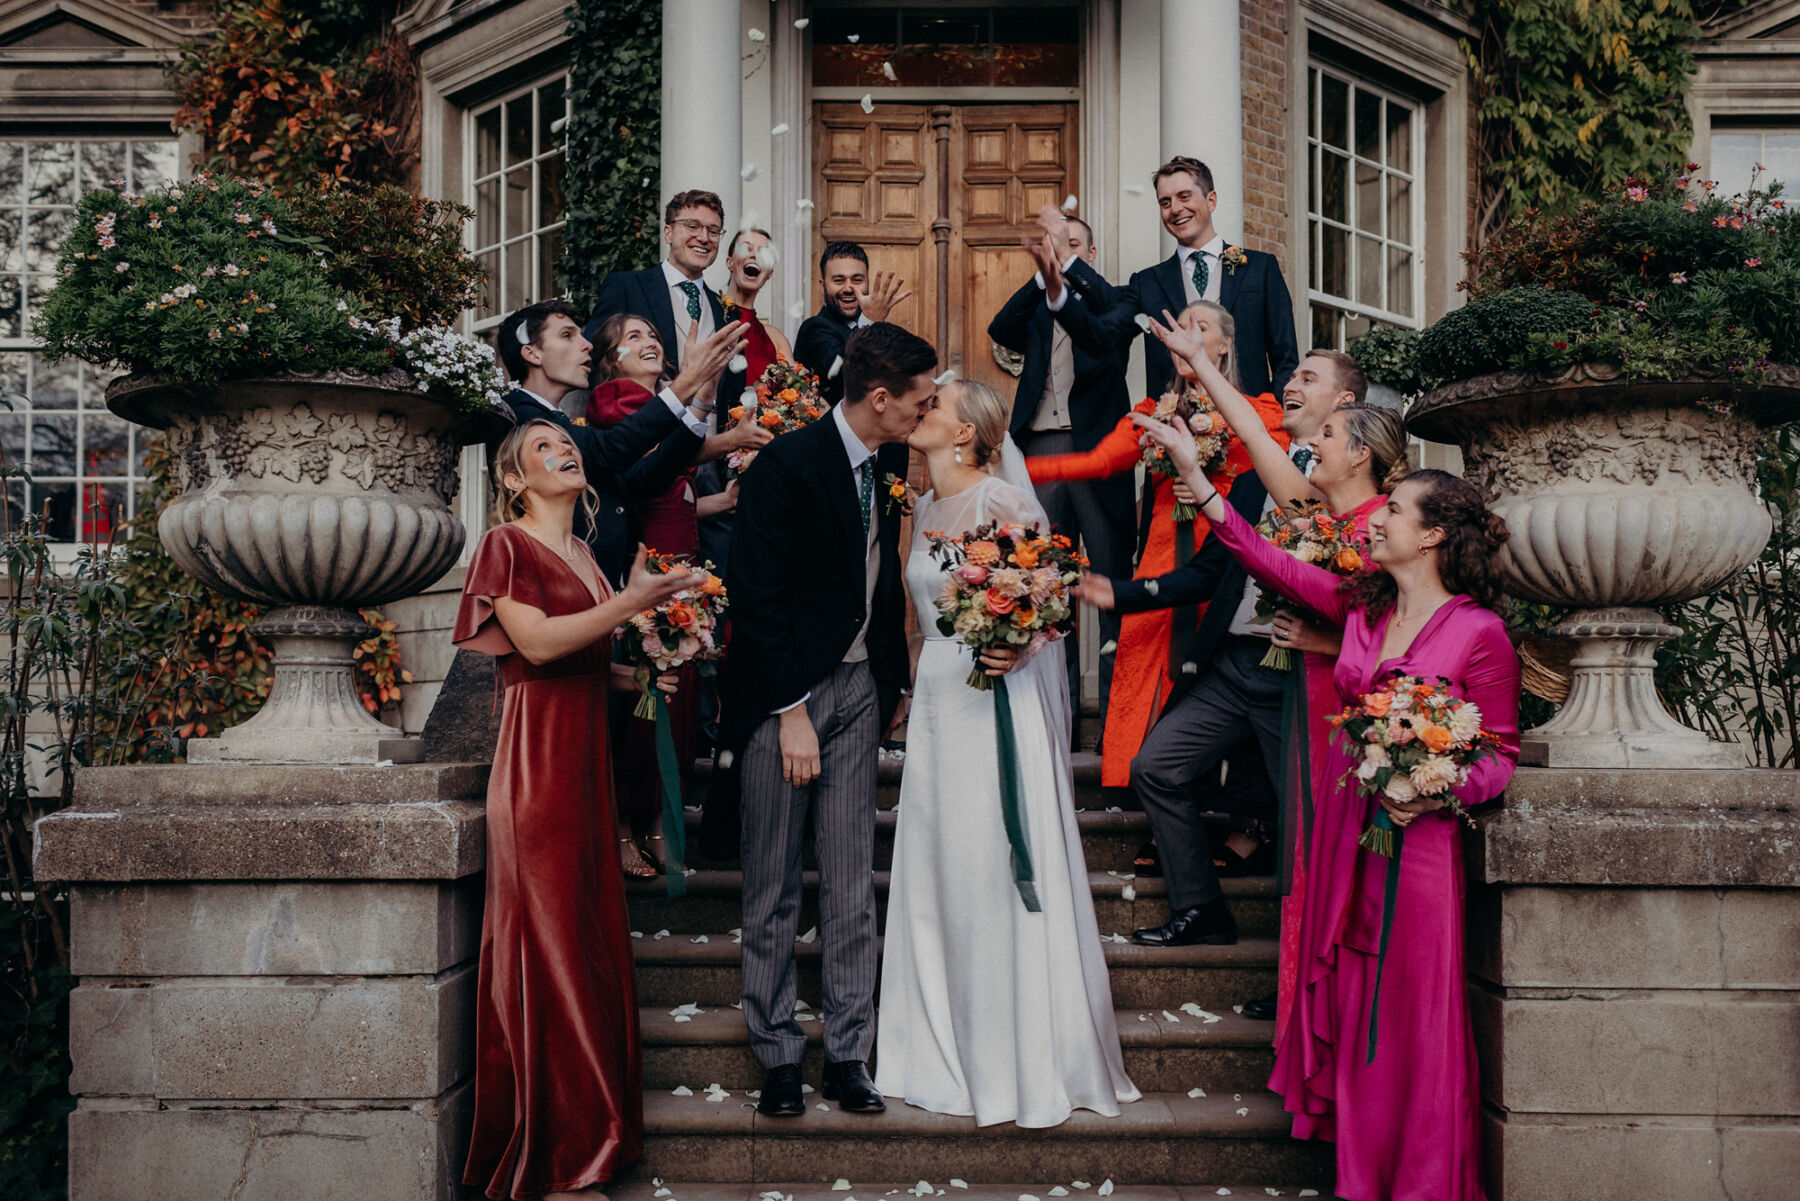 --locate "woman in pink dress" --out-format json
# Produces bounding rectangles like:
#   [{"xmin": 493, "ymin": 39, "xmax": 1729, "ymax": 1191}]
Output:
[
  {"xmin": 455, "ymin": 419, "xmax": 702, "ymax": 1199},
  {"xmin": 1136, "ymin": 404, "xmax": 1520, "ymax": 1201}
]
